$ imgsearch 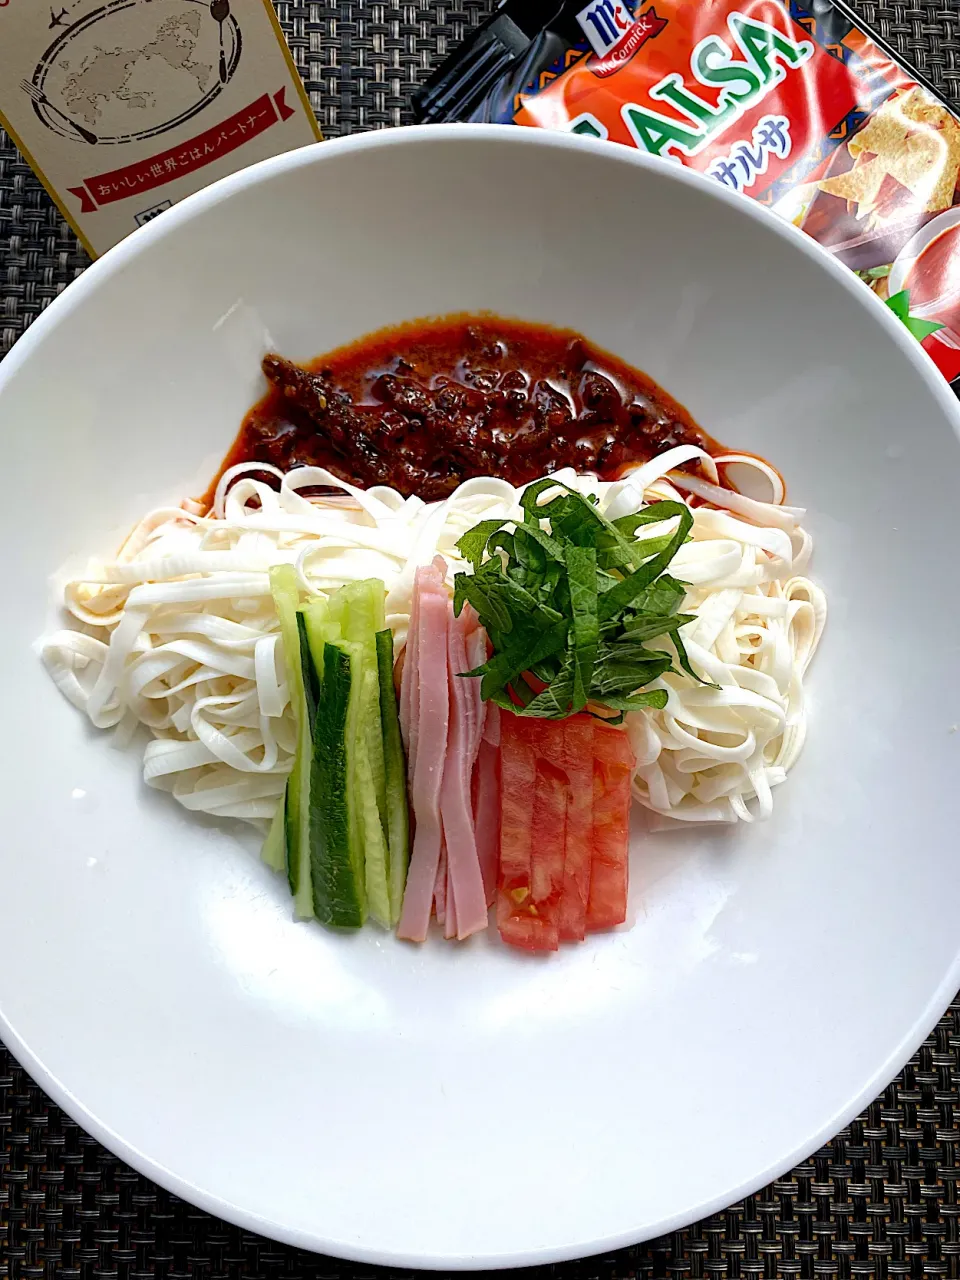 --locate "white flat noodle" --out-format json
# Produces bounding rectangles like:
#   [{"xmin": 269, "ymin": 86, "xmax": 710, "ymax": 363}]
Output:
[
  {"xmin": 604, "ymin": 445, "xmax": 720, "ymax": 520},
  {"xmin": 214, "ymin": 462, "xmax": 286, "ymax": 519},
  {"xmin": 281, "ymin": 465, "xmax": 396, "ymax": 524},
  {"xmin": 684, "ymin": 508, "xmax": 794, "ymax": 565},
  {"xmin": 39, "ymin": 460, "xmax": 823, "ymax": 827},
  {"xmin": 670, "ymin": 540, "xmax": 743, "ymax": 586},
  {"xmin": 715, "ymin": 453, "xmax": 786, "ymax": 505},
  {"xmin": 668, "ymin": 468, "xmax": 804, "ymax": 533}
]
